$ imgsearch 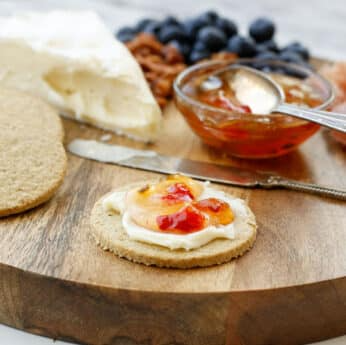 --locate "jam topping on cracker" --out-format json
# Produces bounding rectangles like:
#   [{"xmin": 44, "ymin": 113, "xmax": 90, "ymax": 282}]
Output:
[{"xmin": 126, "ymin": 175, "xmax": 234, "ymax": 233}]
